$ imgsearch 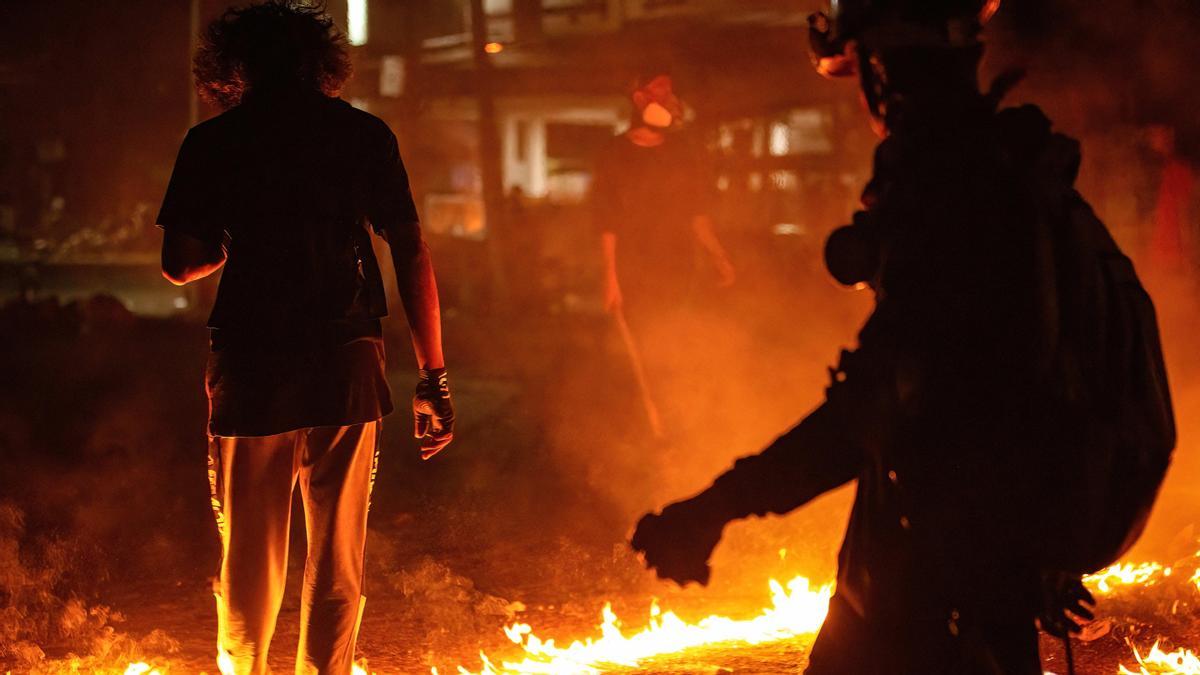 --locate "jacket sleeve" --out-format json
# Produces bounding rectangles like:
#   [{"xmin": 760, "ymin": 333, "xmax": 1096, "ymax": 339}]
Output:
[
  {"xmin": 684, "ymin": 307, "xmax": 899, "ymax": 523},
  {"xmin": 692, "ymin": 400, "xmax": 863, "ymax": 522}
]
